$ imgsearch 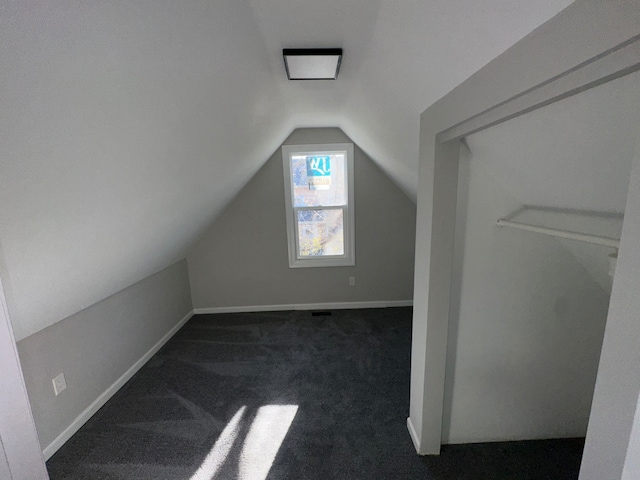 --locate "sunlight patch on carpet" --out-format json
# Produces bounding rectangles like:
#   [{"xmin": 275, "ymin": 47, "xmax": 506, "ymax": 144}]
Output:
[
  {"xmin": 190, "ymin": 406, "xmax": 246, "ymax": 480},
  {"xmin": 239, "ymin": 405, "xmax": 299, "ymax": 480},
  {"xmin": 189, "ymin": 405, "xmax": 298, "ymax": 480}
]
